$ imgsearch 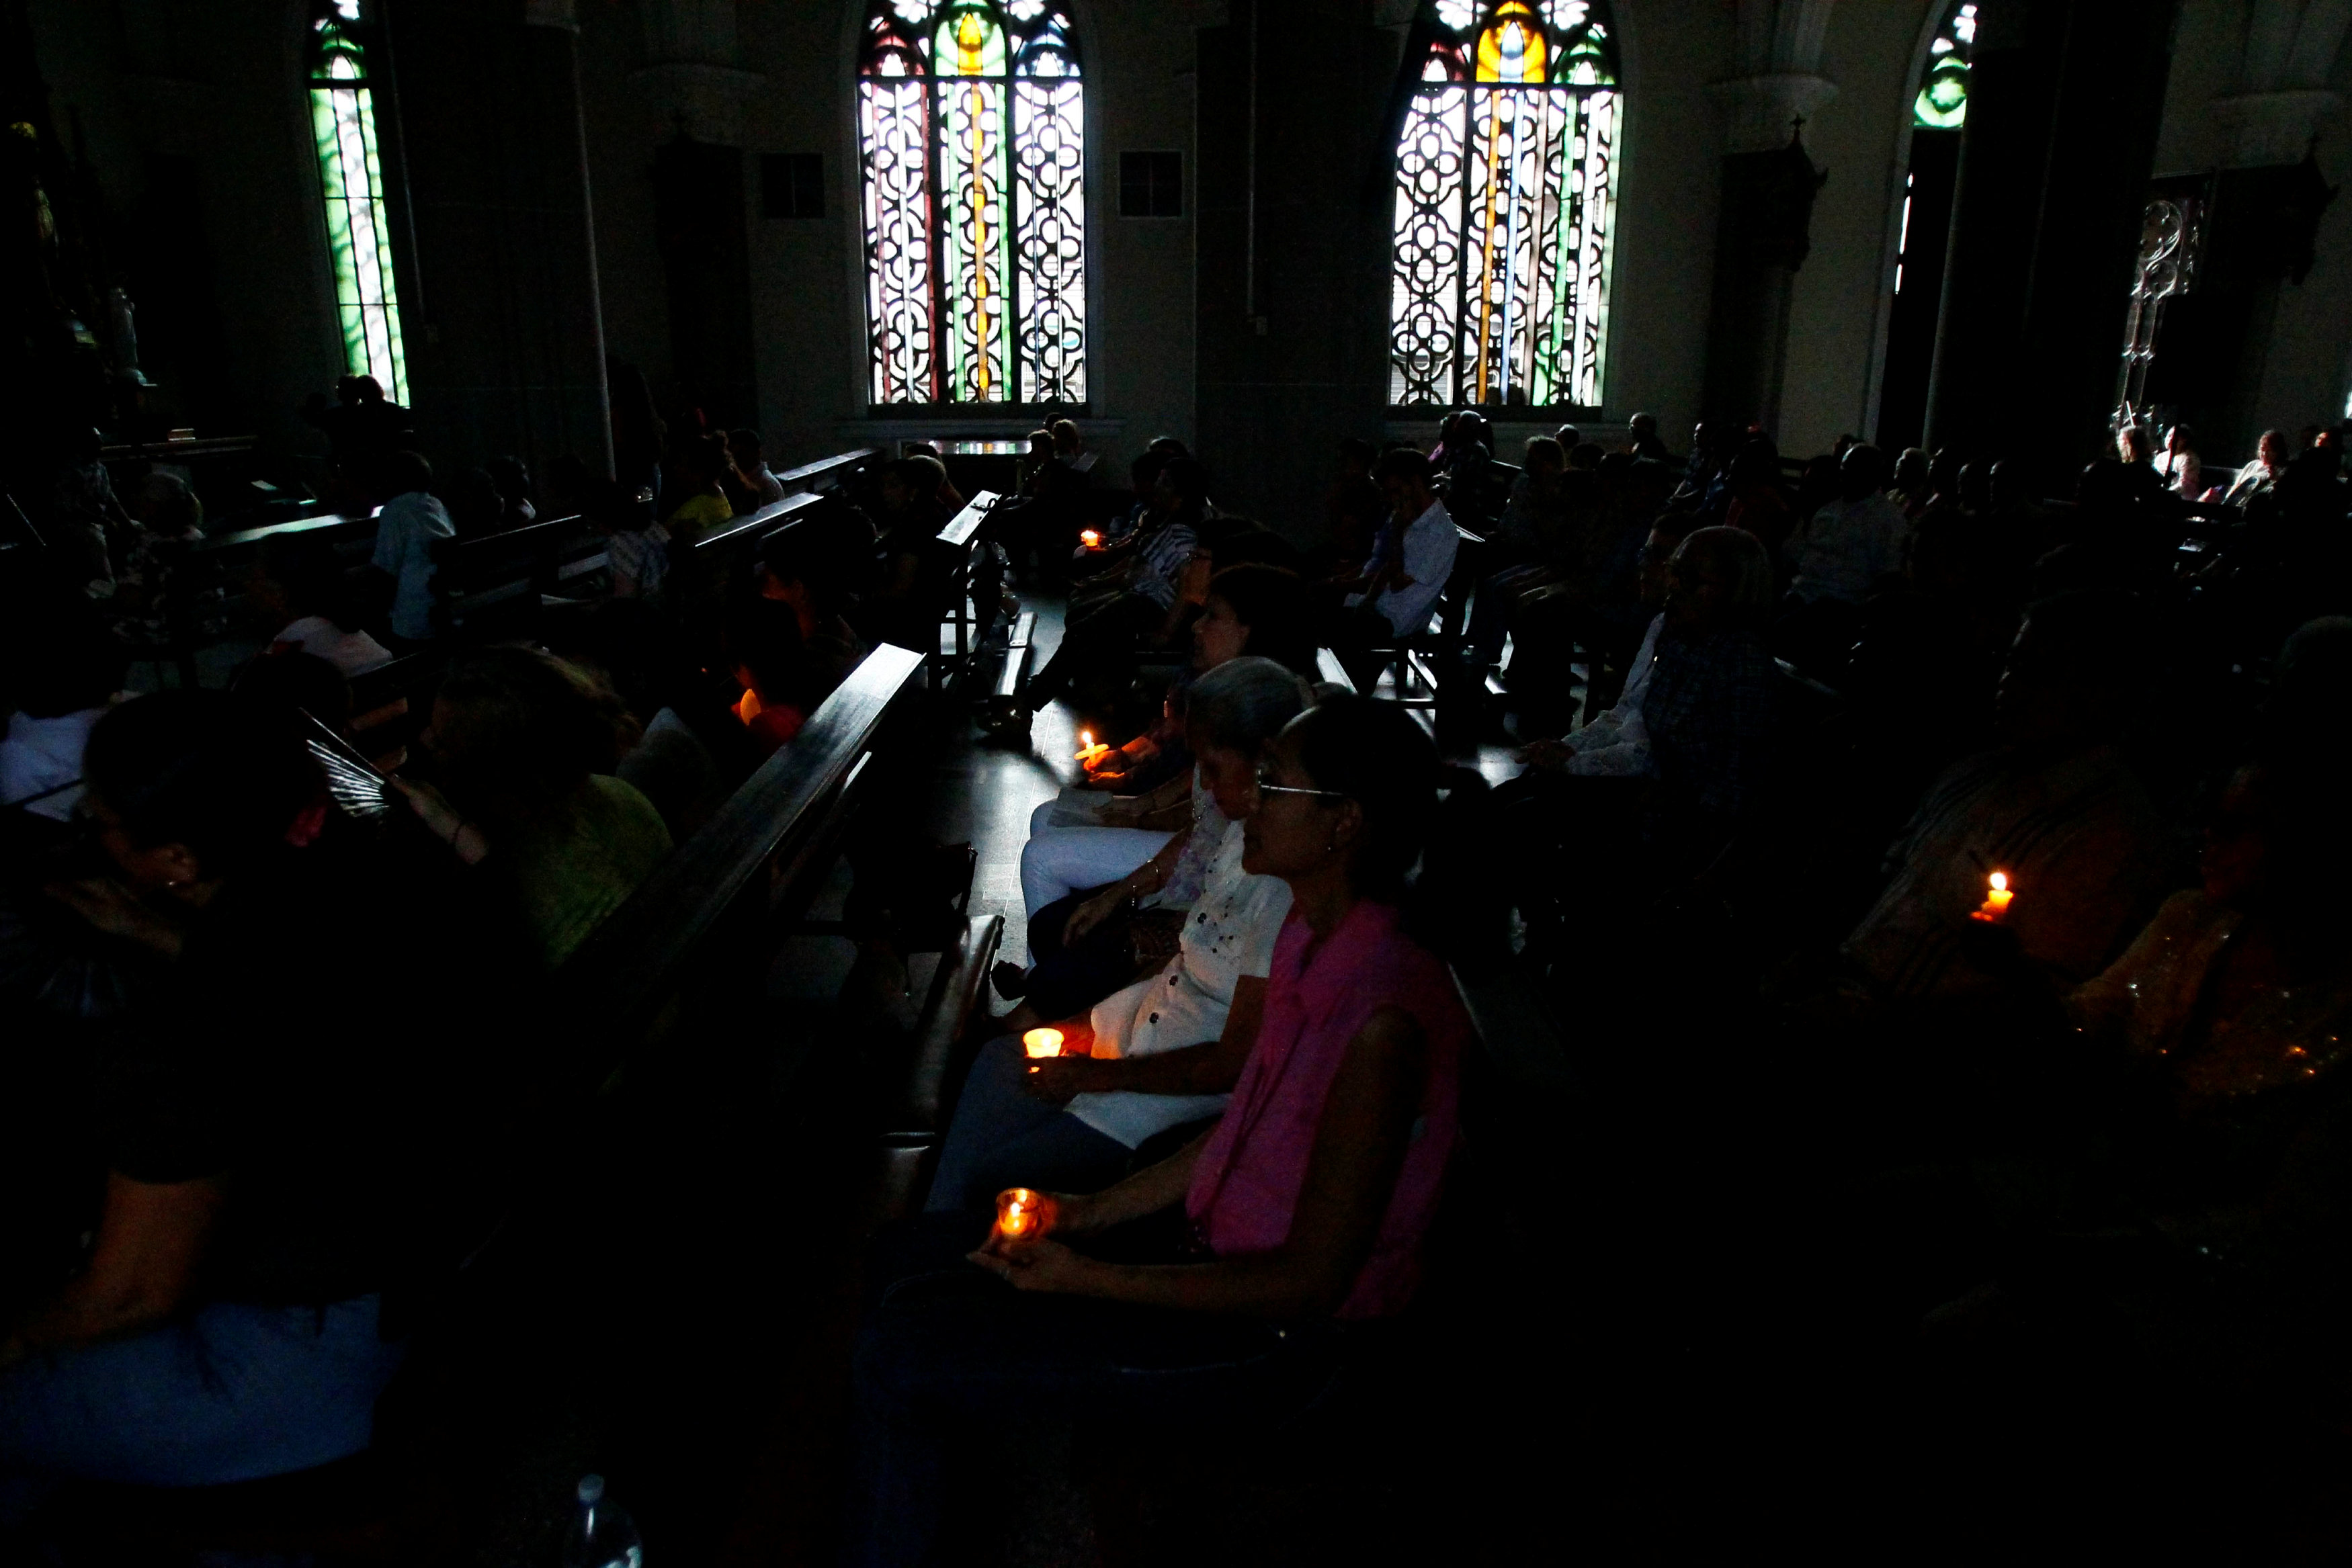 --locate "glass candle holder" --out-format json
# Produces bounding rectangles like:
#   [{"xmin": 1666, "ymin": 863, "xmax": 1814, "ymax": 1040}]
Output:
[
  {"xmin": 1023, "ymin": 1027, "xmax": 1064, "ymax": 1059},
  {"xmin": 995, "ymin": 1186, "xmax": 1052, "ymax": 1241}
]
